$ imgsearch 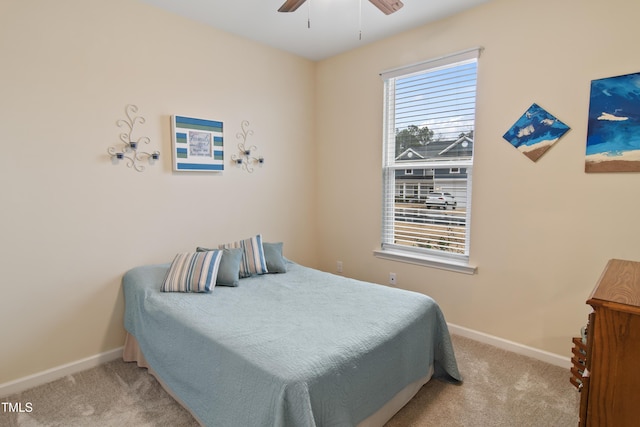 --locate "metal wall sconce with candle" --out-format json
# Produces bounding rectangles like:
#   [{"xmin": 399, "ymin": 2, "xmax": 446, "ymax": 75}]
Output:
[
  {"xmin": 108, "ymin": 104, "xmax": 160, "ymax": 172},
  {"xmin": 231, "ymin": 120, "xmax": 264, "ymax": 173}
]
